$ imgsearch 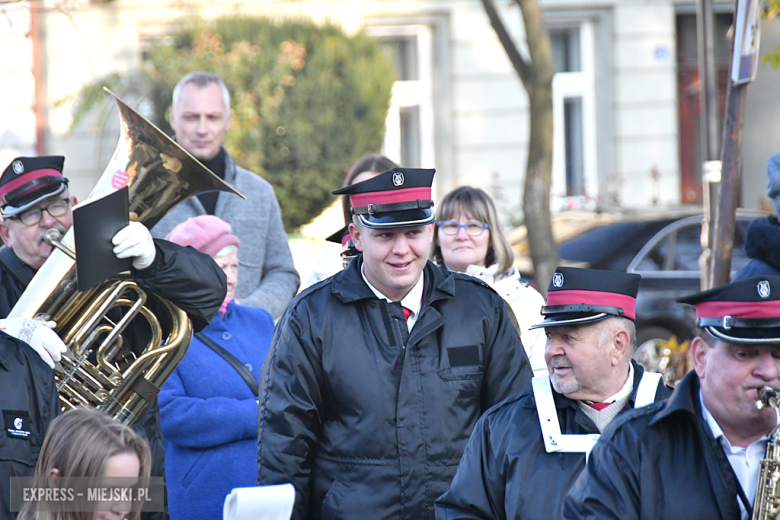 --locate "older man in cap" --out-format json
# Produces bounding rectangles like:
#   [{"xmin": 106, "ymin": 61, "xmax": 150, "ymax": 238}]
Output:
[
  {"xmin": 0, "ymin": 156, "xmax": 226, "ymax": 324},
  {"xmin": 434, "ymin": 266, "xmax": 671, "ymax": 520},
  {"xmin": 564, "ymin": 276, "xmax": 780, "ymax": 519},
  {"xmin": 0, "ymin": 156, "xmax": 226, "ymax": 520},
  {"xmin": 257, "ymin": 168, "xmax": 532, "ymax": 520}
]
